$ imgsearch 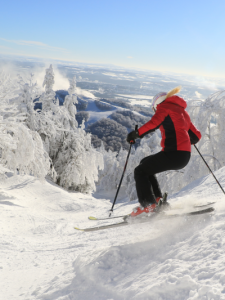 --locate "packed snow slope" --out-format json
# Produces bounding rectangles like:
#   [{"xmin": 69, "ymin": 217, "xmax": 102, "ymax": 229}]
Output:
[{"xmin": 1, "ymin": 168, "xmax": 225, "ymax": 300}]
